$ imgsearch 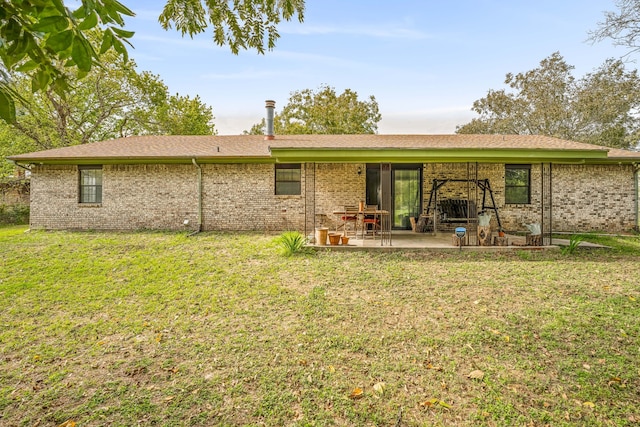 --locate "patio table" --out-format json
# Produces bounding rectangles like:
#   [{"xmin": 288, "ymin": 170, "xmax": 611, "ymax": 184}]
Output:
[{"xmin": 332, "ymin": 208, "xmax": 392, "ymax": 246}]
